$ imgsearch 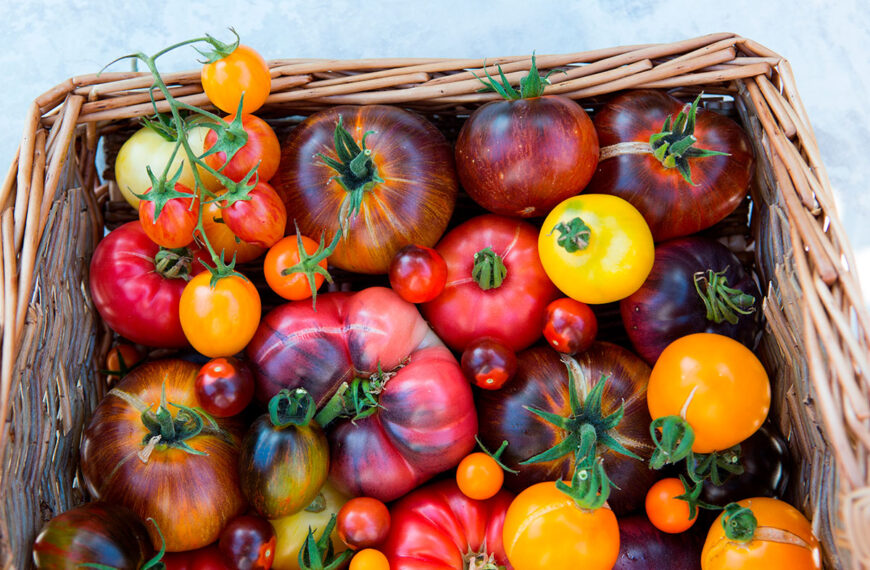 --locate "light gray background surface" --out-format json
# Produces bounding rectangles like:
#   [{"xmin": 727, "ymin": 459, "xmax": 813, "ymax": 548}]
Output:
[{"xmin": 1, "ymin": 0, "xmax": 869, "ymax": 293}]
